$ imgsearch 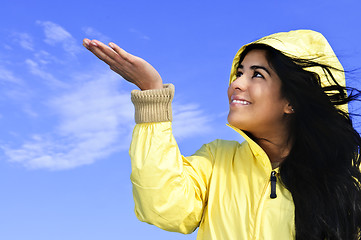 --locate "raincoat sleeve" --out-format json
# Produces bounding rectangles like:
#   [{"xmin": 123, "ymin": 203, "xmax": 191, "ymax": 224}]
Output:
[{"xmin": 129, "ymin": 84, "xmax": 214, "ymax": 234}]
